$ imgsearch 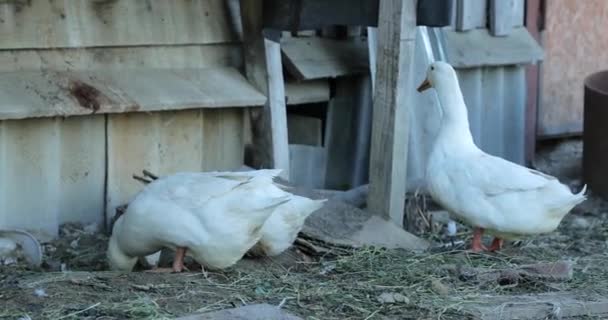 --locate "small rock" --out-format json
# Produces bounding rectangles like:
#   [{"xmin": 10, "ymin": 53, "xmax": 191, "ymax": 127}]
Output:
[
  {"xmin": 34, "ymin": 288, "xmax": 47, "ymax": 297},
  {"xmin": 377, "ymin": 292, "xmax": 410, "ymax": 304},
  {"xmin": 570, "ymin": 217, "xmax": 591, "ymax": 229},
  {"xmin": 430, "ymin": 279, "xmax": 449, "ymax": 295}
]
